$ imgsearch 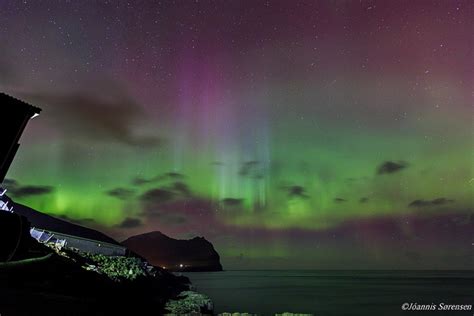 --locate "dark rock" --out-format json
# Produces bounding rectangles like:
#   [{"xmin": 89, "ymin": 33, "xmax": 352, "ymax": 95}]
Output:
[
  {"xmin": 7, "ymin": 197, "xmax": 120, "ymax": 245},
  {"xmin": 165, "ymin": 291, "xmax": 214, "ymax": 314},
  {"xmin": 123, "ymin": 231, "xmax": 223, "ymax": 271}
]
